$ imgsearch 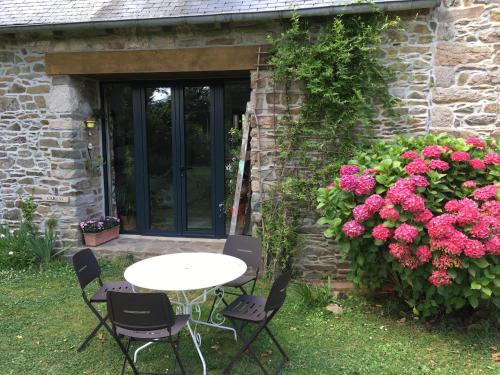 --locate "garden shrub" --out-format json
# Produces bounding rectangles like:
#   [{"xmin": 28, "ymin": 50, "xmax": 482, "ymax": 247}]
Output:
[
  {"xmin": 0, "ymin": 224, "xmax": 35, "ymax": 269},
  {"xmin": 317, "ymin": 134, "xmax": 499, "ymax": 317}
]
